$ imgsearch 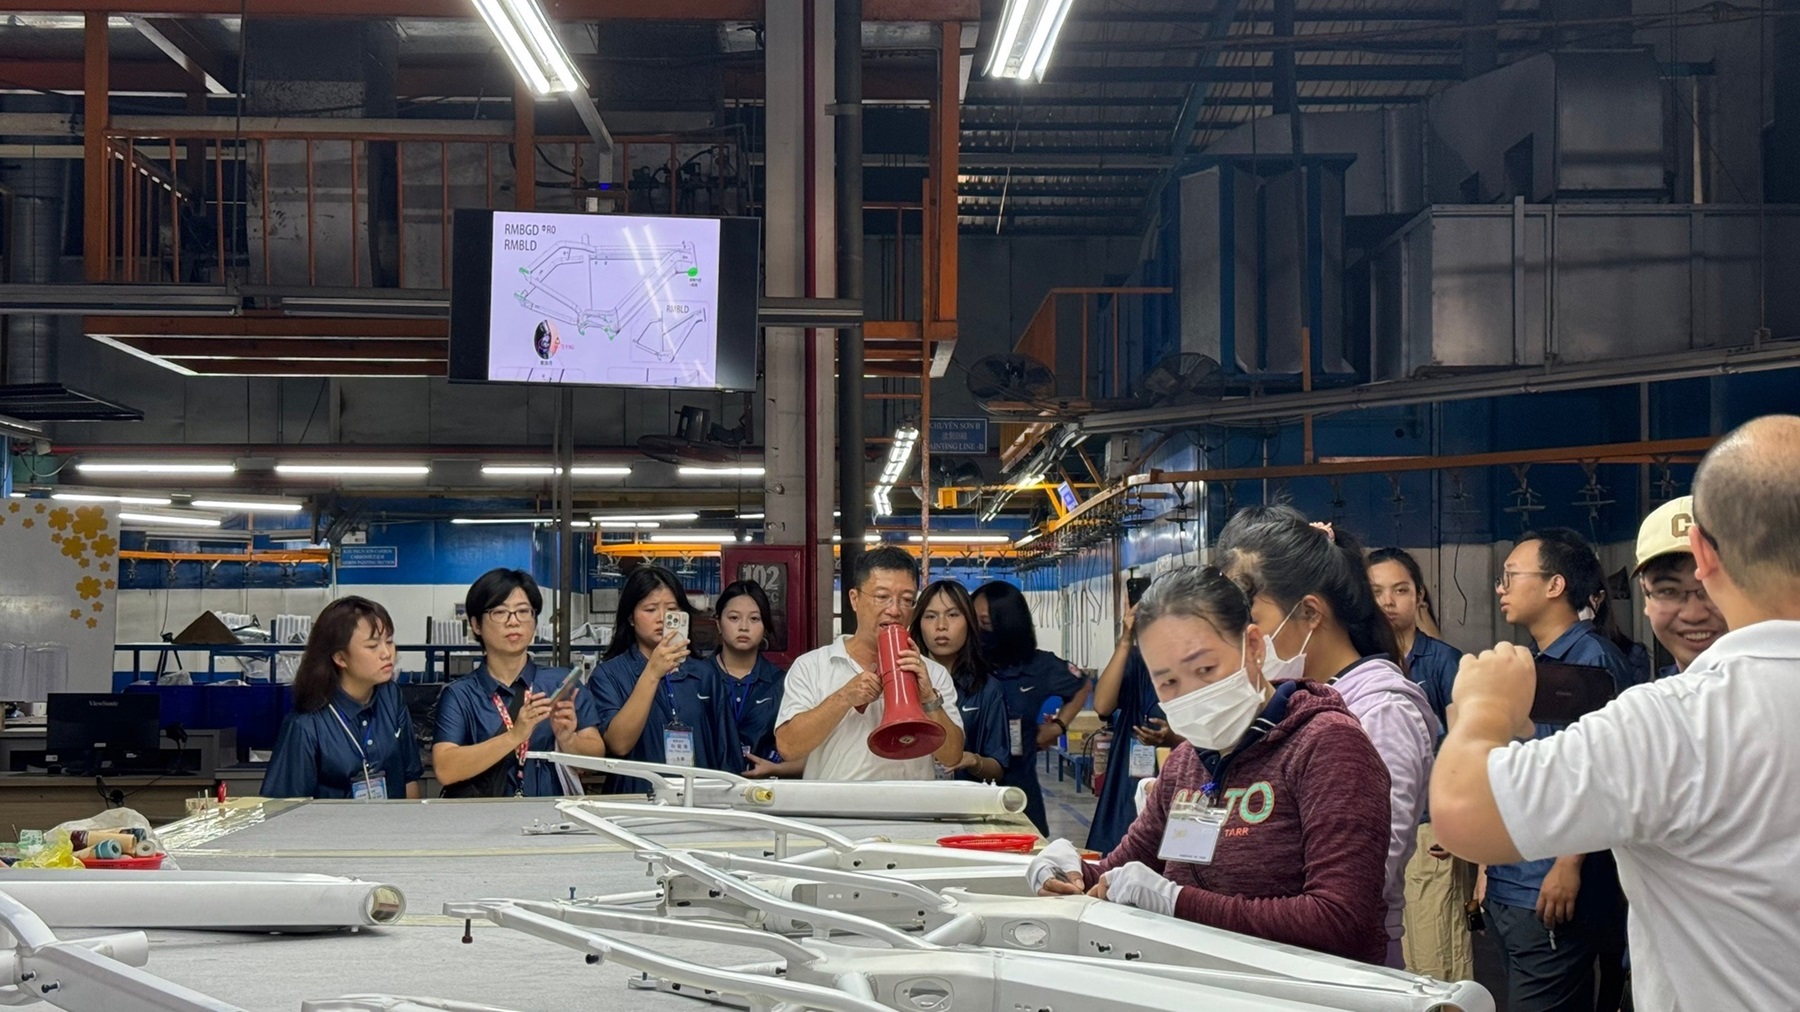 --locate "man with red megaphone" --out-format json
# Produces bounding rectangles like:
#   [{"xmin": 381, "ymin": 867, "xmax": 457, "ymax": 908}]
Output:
[{"xmin": 776, "ymin": 548, "xmax": 966, "ymax": 780}]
